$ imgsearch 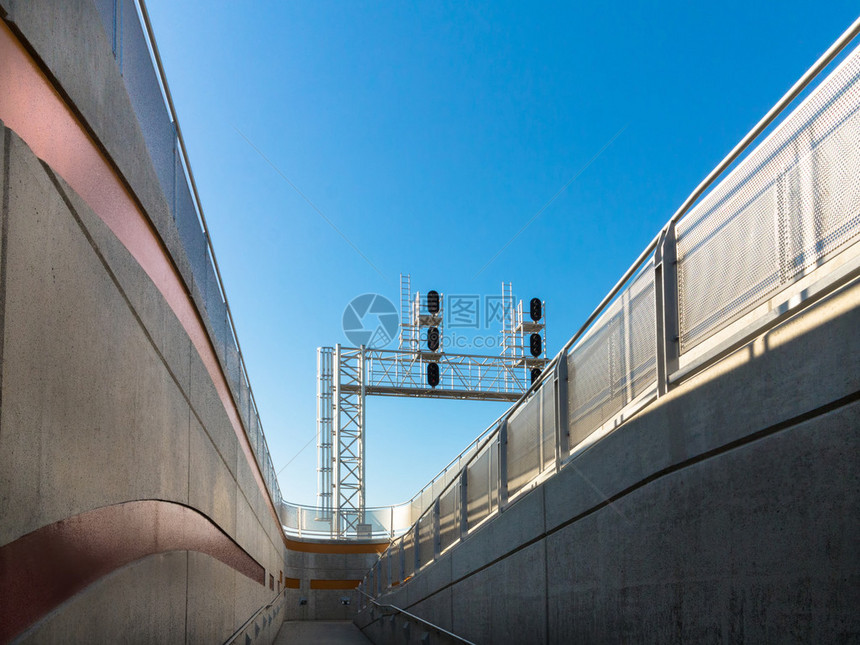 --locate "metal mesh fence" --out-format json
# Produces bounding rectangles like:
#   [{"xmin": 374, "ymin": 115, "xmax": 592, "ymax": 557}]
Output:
[
  {"xmin": 174, "ymin": 164, "xmax": 208, "ymax": 291},
  {"xmin": 379, "ymin": 551, "xmax": 390, "ymax": 591},
  {"xmin": 438, "ymin": 480, "xmax": 460, "ymax": 553},
  {"xmin": 506, "ymin": 394, "xmax": 541, "ymax": 497},
  {"xmin": 404, "ymin": 429, "xmax": 487, "ymax": 526},
  {"xmin": 677, "ymin": 47, "xmax": 860, "ymax": 352},
  {"xmin": 390, "ymin": 538, "xmax": 402, "ymax": 586},
  {"xmin": 567, "ymin": 263, "xmax": 657, "ymax": 449},
  {"xmin": 541, "ymin": 382, "xmax": 556, "ymax": 471},
  {"xmin": 119, "ymin": 0, "xmax": 176, "ymax": 208},
  {"xmin": 466, "ymin": 436, "xmax": 499, "ymax": 529},
  {"xmin": 403, "ymin": 528, "xmax": 415, "ymax": 578},
  {"xmin": 418, "ymin": 511, "xmax": 435, "ymax": 569}
]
